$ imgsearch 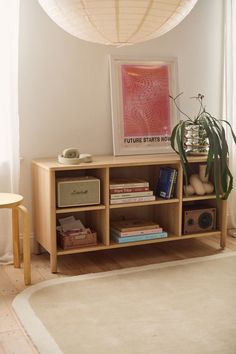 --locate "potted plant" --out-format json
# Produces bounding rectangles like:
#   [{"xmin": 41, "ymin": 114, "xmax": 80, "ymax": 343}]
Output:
[{"xmin": 170, "ymin": 93, "xmax": 236, "ymax": 199}]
